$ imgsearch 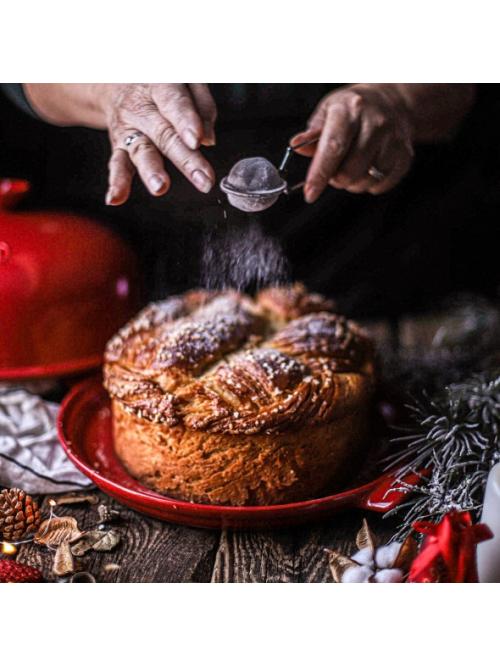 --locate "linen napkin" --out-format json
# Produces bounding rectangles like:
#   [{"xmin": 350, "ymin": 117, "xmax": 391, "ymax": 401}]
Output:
[{"xmin": 0, "ymin": 388, "xmax": 92, "ymax": 494}]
